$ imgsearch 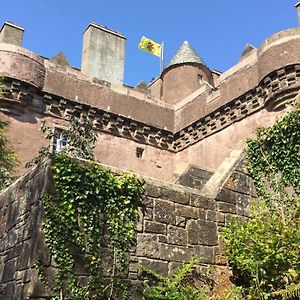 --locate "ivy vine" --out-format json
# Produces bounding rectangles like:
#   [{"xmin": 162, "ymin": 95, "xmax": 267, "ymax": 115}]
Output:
[
  {"xmin": 247, "ymin": 102, "xmax": 300, "ymax": 213},
  {"xmin": 43, "ymin": 153, "xmax": 144, "ymax": 299}
]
